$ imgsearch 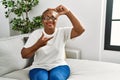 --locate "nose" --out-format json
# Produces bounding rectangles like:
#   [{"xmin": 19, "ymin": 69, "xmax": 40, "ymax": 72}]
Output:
[{"xmin": 48, "ymin": 18, "xmax": 53, "ymax": 21}]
